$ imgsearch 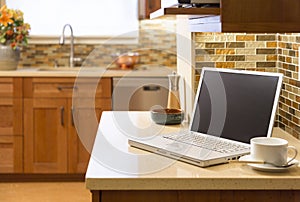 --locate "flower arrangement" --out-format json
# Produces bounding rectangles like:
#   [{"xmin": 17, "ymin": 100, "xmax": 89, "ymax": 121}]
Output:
[{"xmin": 0, "ymin": 5, "xmax": 30, "ymax": 50}]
